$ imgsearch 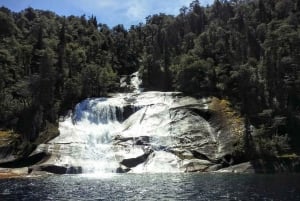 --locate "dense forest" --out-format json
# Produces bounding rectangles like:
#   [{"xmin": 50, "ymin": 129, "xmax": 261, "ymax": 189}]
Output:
[{"xmin": 0, "ymin": 0, "xmax": 299, "ymax": 158}]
